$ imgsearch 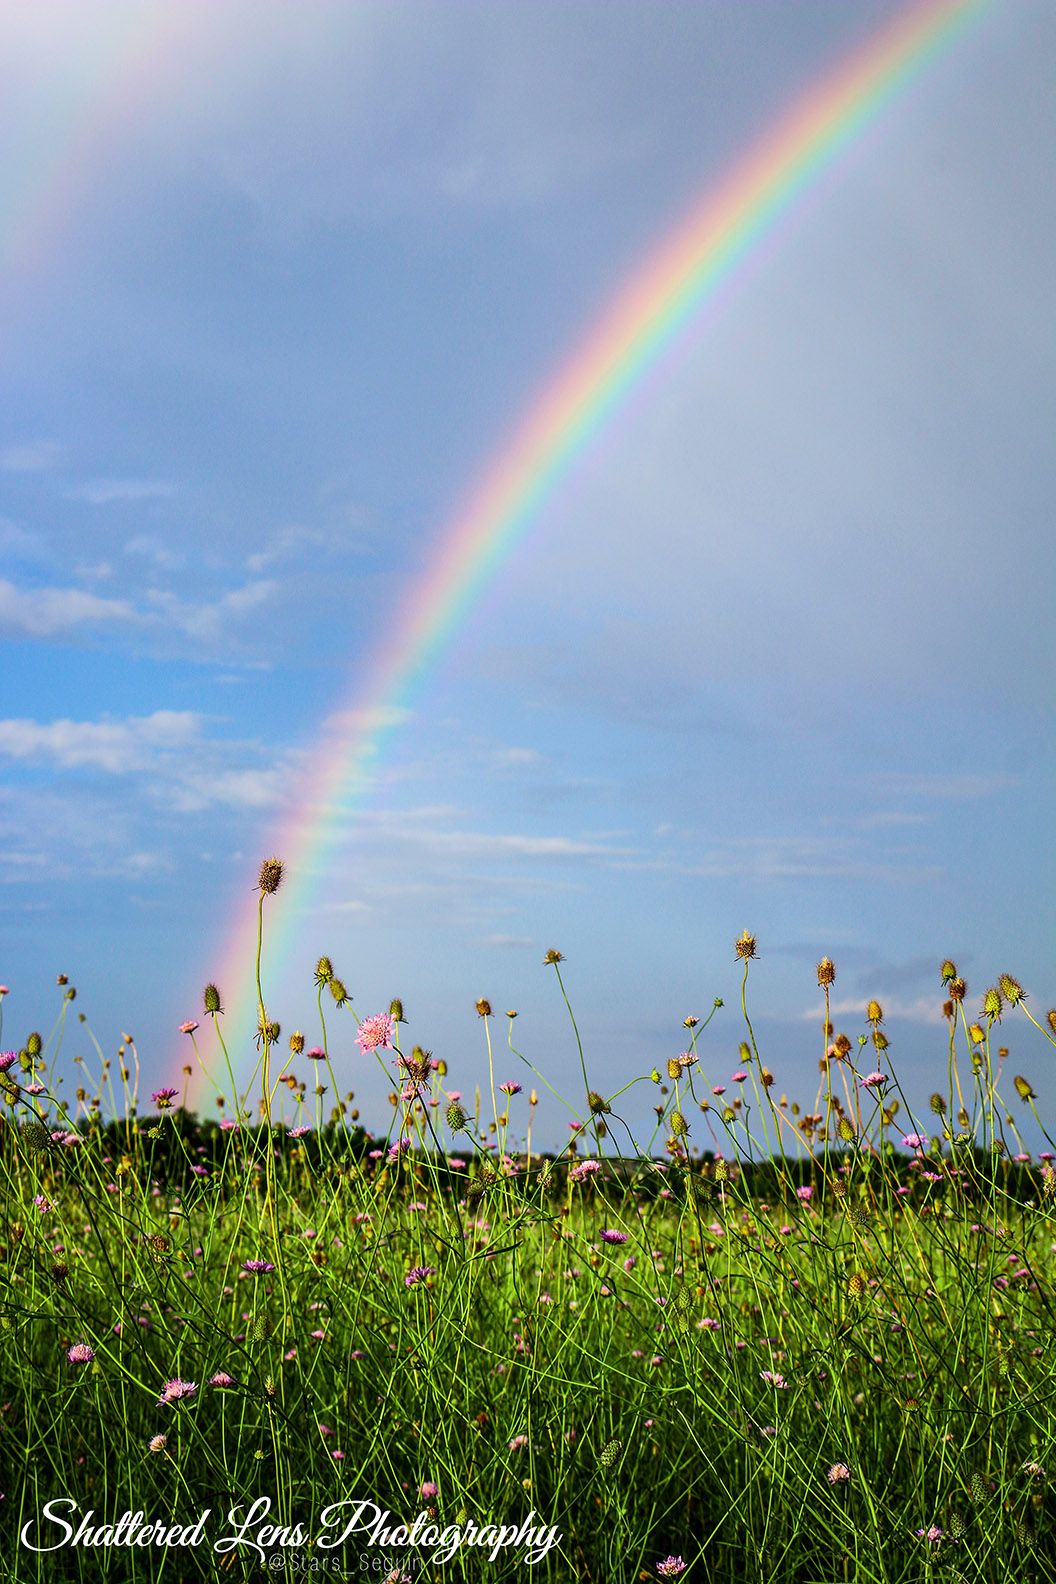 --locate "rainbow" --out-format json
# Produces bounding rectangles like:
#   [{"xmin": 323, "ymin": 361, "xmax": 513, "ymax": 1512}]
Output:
[{"xmin": 181, "ymin": 0, "xmax": 988, "ymax": 1098}]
